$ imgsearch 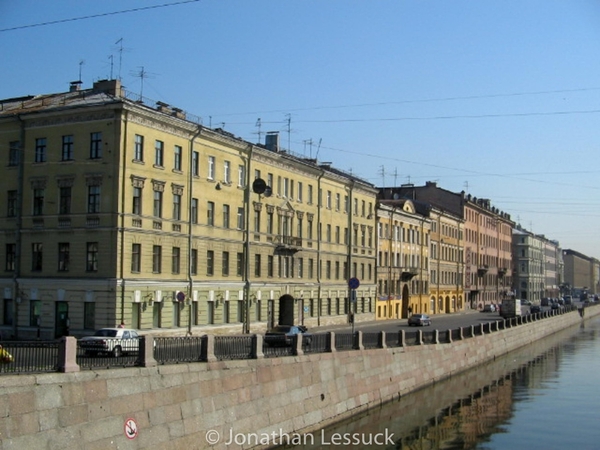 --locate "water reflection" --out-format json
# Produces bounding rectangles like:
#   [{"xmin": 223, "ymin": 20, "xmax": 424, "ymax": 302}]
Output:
[{"xmin": 276, "ymin": 318, "xmax": 600, "ymax": 450}]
